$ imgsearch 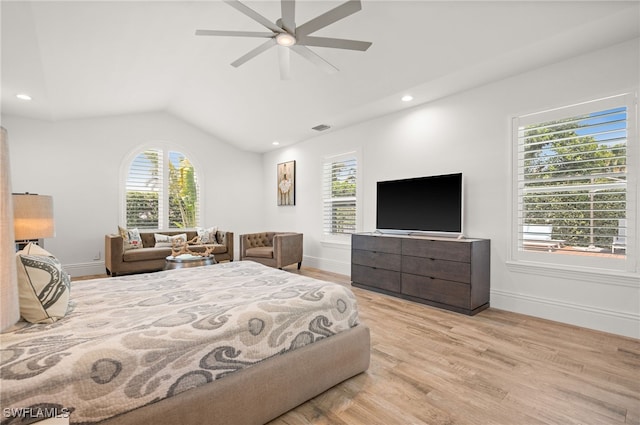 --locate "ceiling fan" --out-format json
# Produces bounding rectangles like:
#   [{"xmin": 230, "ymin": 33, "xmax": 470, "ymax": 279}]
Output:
[{"xmin": 195, "ymin": 0, "xmax": 372, "ymax": 79}]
